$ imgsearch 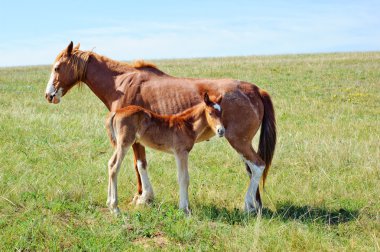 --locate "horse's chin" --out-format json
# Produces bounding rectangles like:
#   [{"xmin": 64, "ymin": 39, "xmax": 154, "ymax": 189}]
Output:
[{"xmin": 52, "ymin": 96, "xmax": 61, "ymax": 104}]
